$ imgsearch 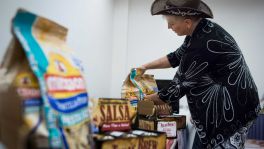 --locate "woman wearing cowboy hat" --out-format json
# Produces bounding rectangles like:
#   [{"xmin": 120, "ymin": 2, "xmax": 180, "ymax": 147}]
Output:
[{"xmin": 140, "ymin": 0, "xmax": 261, "ymax": 148}]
